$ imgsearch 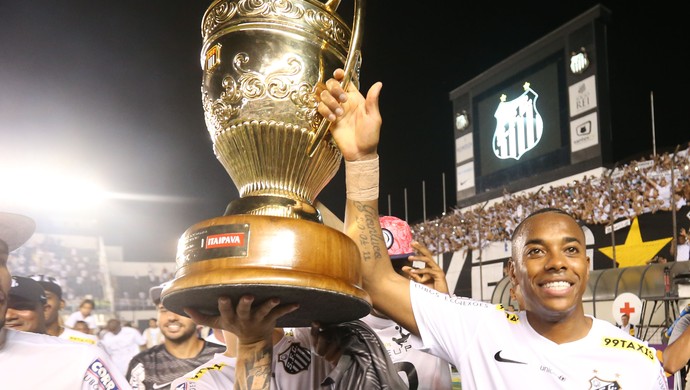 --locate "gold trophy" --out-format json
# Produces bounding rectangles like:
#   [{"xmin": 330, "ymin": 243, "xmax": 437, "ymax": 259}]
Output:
[{"xmin": 161, "ymin": 0, "xmax": 371, "ymax": 327}]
